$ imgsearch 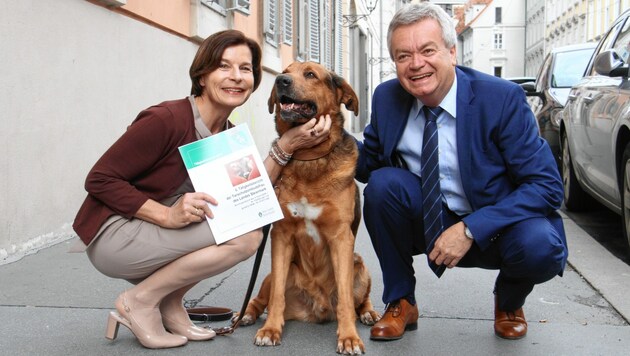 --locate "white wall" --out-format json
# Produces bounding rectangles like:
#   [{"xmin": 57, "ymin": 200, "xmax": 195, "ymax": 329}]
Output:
[{"xmin": 0, "ymin": 0, "xmax": 276, "ymax": 262}]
